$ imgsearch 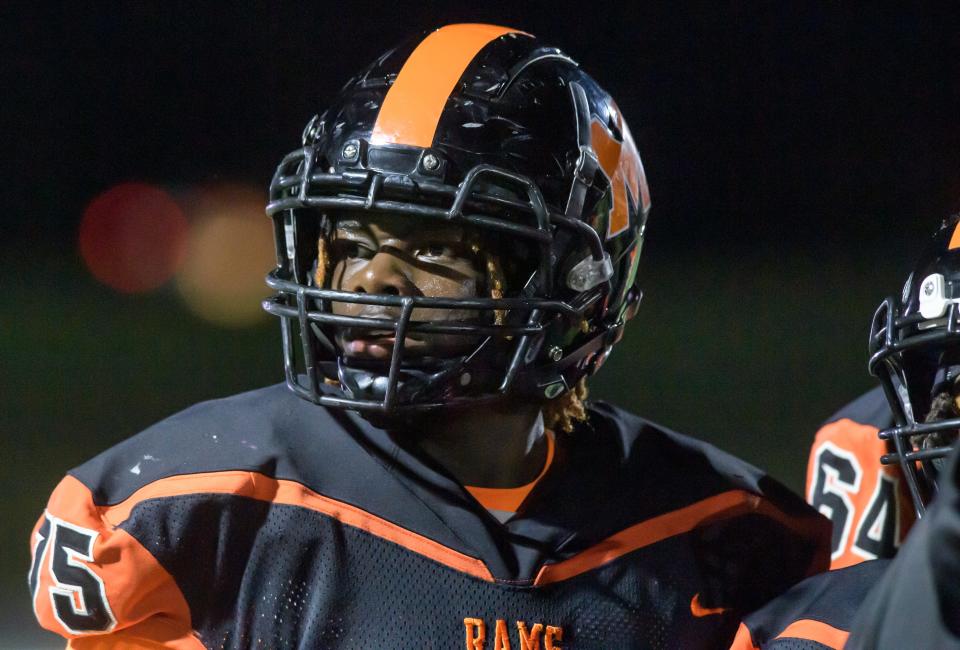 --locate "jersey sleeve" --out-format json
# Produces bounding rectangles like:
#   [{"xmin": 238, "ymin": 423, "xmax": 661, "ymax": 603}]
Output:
[
  {"xmin": 846, "ymin": 446, "xmax": 960, "ymax": 649},
  {"xmin": 805, "ymin": 417, "xmax": 914, "ymax": 568},
  {"xmin": 728, "ymin": 560, "xmax": 889, "ymax": 650},
  {"xmin": 28, "ymin": 474, "xmax": 203, "ymax": 649}
]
